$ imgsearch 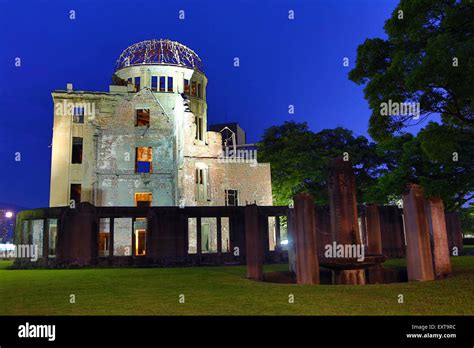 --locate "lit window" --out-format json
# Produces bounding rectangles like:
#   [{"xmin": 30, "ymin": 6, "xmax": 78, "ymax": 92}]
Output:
[
  {"xmin": 136, "ymin": 109, "xmax": 150, "ymax": 127},
  {"xmin": 221, "ymin": 217, "xmax": 230, "ymax": 252},
  {"xmin": 201, "ymin": 218, "xmax": 217, "ymax": 253},
  {"xmin": 48, "ymin": 219, "xmax": 58, "ymax": 258},
  {"xmin": 151, "ymin": 76, "xmax": 158, "ymax": 91},
  {"xmin": 184, "ymin": 79, "xmax": 190, "ymax": 95},
  {"xmin": 135, "ymin": 228, "xmax": 146, "ymax": 256},
  {"xmin": 225, "ymin": 190, "xmax": 238, "ymax": 206},
  {"xmin": 167, "ymin": 77, "xmax": 173, "ymax": 92},
  {"xmin": 191, "ymin": 81, "xmax": 197, "ymax": 96},
  {"xmin": 31, "ymin": 220, "xmax": 44, "ymax": 259},
  {"xmin": 135, "ymin": 147, "xmax": 153, "ymax": 173},
  {"xmin": 135, "ymin": 192, "xmax": 152, "ymax": 207},
  {"xmin": 187, "ymin": 218, "xmax": 197, "ymax": 254},
  {"xmin": 113, "ymin": 218, "xmax": 132, "ymax": 256},
  {"xmin": 99, "ymin": 218, "xmax": 110, "ymax": 257},
  {"xmin": 71, "ymin": 137, "xmax": 83, "ymax": 164},
  {"xmin": 73, "ymin": 107, "xmax": 84, "ymax": 123},
  {"xmin": 159, "ymin": 76, "xmax": 165, "ymax": 92}
]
